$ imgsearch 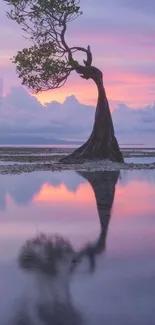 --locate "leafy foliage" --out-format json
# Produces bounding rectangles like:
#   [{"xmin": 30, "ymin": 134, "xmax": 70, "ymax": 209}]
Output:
[
  {"xmin": 5, "ymin": 0, "xmax": 82, "ymax": 42},
  {"xmin": 5, "ymin": 0, "xmax": 83, "ymax": 91},
  {"xmin": 13, "ymin": 42, "xmax": 72, "ymax": 91}
]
